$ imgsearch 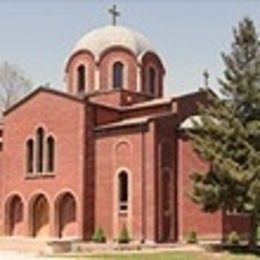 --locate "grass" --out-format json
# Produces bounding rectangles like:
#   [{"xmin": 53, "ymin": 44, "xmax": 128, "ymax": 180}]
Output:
[{"xmin": 51, "ymin": 249, "xmax": 260, "ymax": 260}]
